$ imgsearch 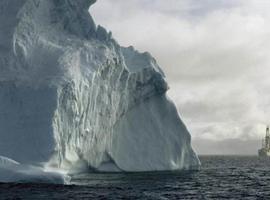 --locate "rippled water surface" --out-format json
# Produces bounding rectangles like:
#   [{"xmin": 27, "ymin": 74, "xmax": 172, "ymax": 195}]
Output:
[{"xmin": 1, "ymin": 156, "xmax": 270, "ymax": 199}]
